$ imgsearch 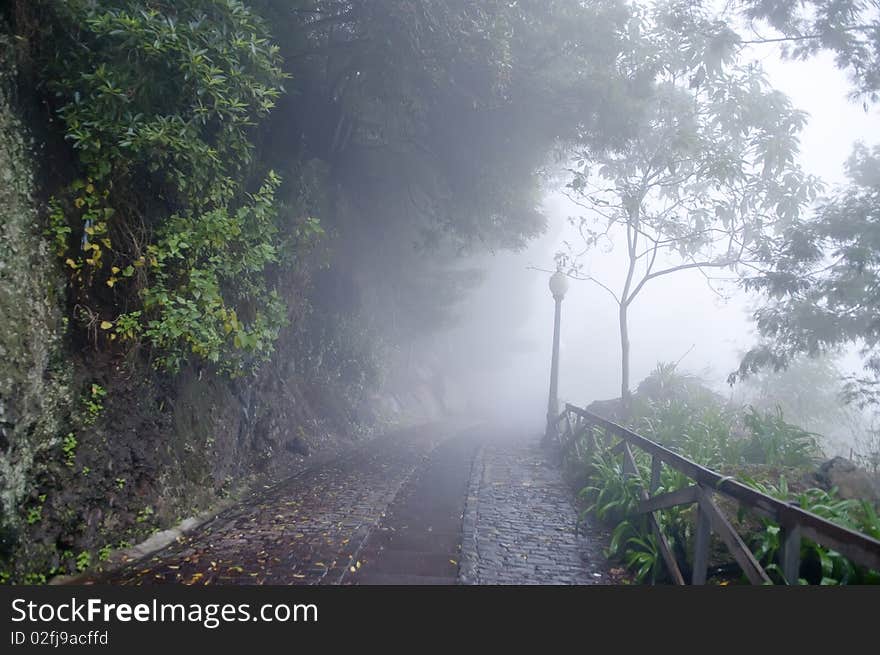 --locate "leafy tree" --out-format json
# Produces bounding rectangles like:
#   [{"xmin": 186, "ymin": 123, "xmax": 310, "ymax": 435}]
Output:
[
  {"xmin": 20, "ymin": 0, "xmax": 647, "ymax": 378},
  {"xmin": 719, "ymin": 2, "xmax": 880, "ymax": 415},
  {"xmin": 257, "ymin": 0, "xmax": 640, "ymax": 348},
  {"xmin": 560, "ymin": 1, "xmax": 816, "ymax": 415},
  {"xmin": 735, "ymin": 143, "xmax": 880, "ymax": 405},
  {"xmin": 735, "ymin": 0, "xmax": 880, "ymax": 101}
]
